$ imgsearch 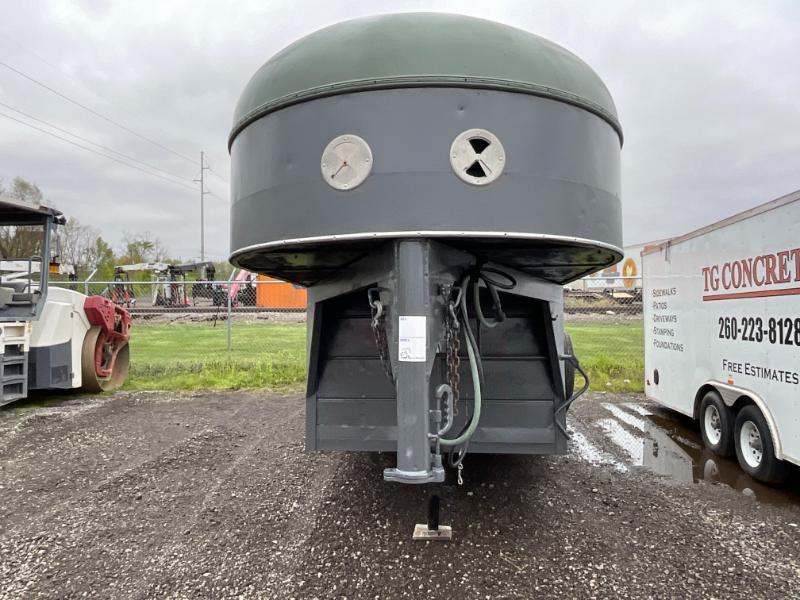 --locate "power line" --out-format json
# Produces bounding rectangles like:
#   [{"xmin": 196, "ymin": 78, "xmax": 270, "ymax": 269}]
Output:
[
  {"xmin": 0, "ymin": 100, "xmax": 195, "ymax": 186},
  {"xmin": 207, "ymin": 165, "xmax": 229, "ymax": 184},
  {"xmin": 0, "ymin": 60, "xmax": 197, "ymax": 165},
  {"xmin": 207, "ymin": 190, "xmax": 230, "ymax": 203},
  {"xmin": 0, "ymin": 31, "xmax": 92, "ymax": 94},
  {"xmin": 0, "ymin": 109, "xmax": 197, "ymax": 192},
  {"xmin": 192, "ymin": 164, "xmax": 229, "ymax": 204}
]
